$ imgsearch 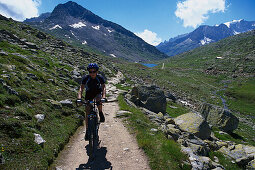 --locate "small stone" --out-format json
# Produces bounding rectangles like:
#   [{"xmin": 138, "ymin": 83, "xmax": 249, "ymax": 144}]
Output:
[
  {"xmin": 150, "ymin": 128, "xmax": 158, "ymax": 132},
  {"xmin": 0, "ymin": 152, "xmax": 5, "ymax": 164},
  {"xmin": 59, "ymin": 99, "xmax": 73, "ymax": 107},
  {"xmin": 34, "ymin": 114, "xmax": 45, "ymax": 122},
  {"xmin": 116, "ymin": 110, "xmax": 131, "ymax": 117},
  {"xmin": 169, "ymin": 106, "xmax": 178, "ymax": 109},
  {"xmin": 34, "ymin": 133, "xmax": 46, "ymax": 145},
  {"xmin": 55, "ymin": 166, "xmax": 63, "ymax": 170},
  {"xmin": 219, "ymin": 131, "xmax": 228, "ymax": 135},
  {"xmin": 165, "ymin": 118, "xmax": 175, "ymax": 124},
  {"xmin": 123, "ymin": 148, "xmax": 130, "ymax": 151},
  {"xmin": 214, "ymin": 156, "xmax": 219, "ymax": 163},
  {"xmin": 157, "ymin": 112, "xmax": 164, "ymax": 118}
]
